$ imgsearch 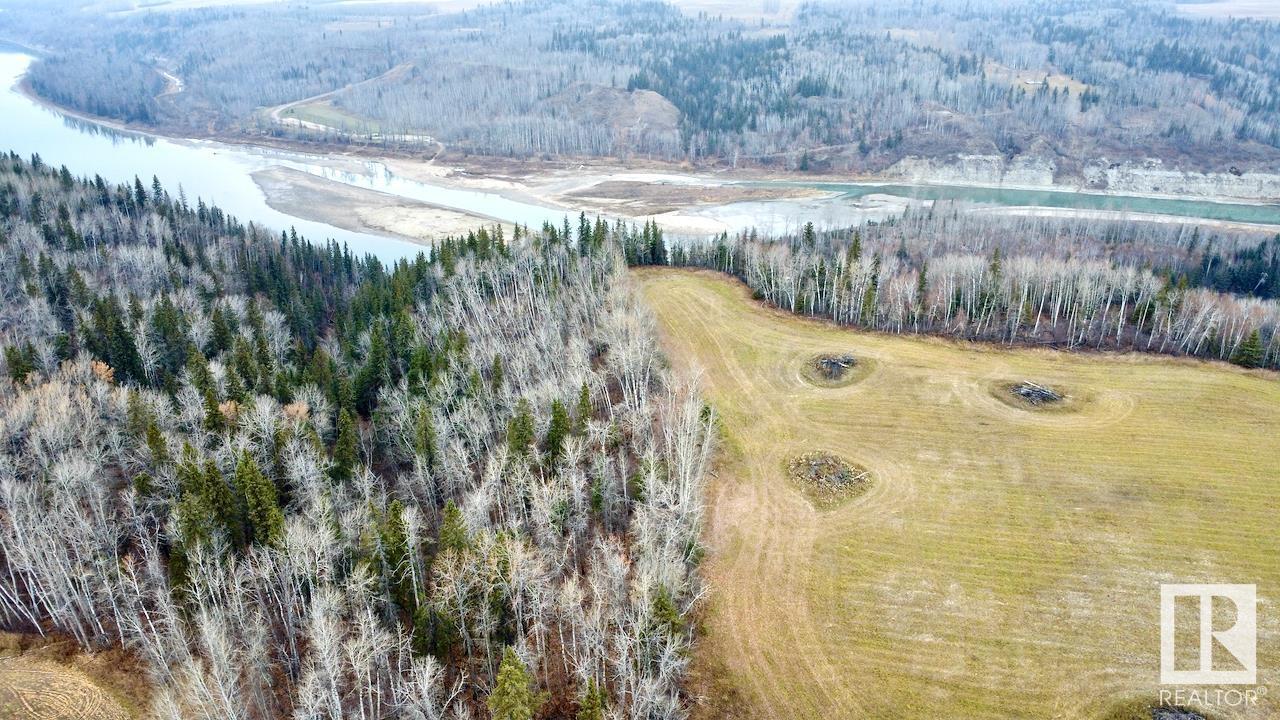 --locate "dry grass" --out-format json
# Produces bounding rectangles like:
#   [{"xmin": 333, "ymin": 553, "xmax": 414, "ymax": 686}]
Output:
[
  {"xmin": 0, "ymin": 633, "xmax": 146, "ymax": 720},
  {"xmin": 637, "ymin": 269, "xmax": 1280, "ymax": 720},
  {"xmin": 282, "ymin": 101, "xmax": 383, "ymax": 134}
]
